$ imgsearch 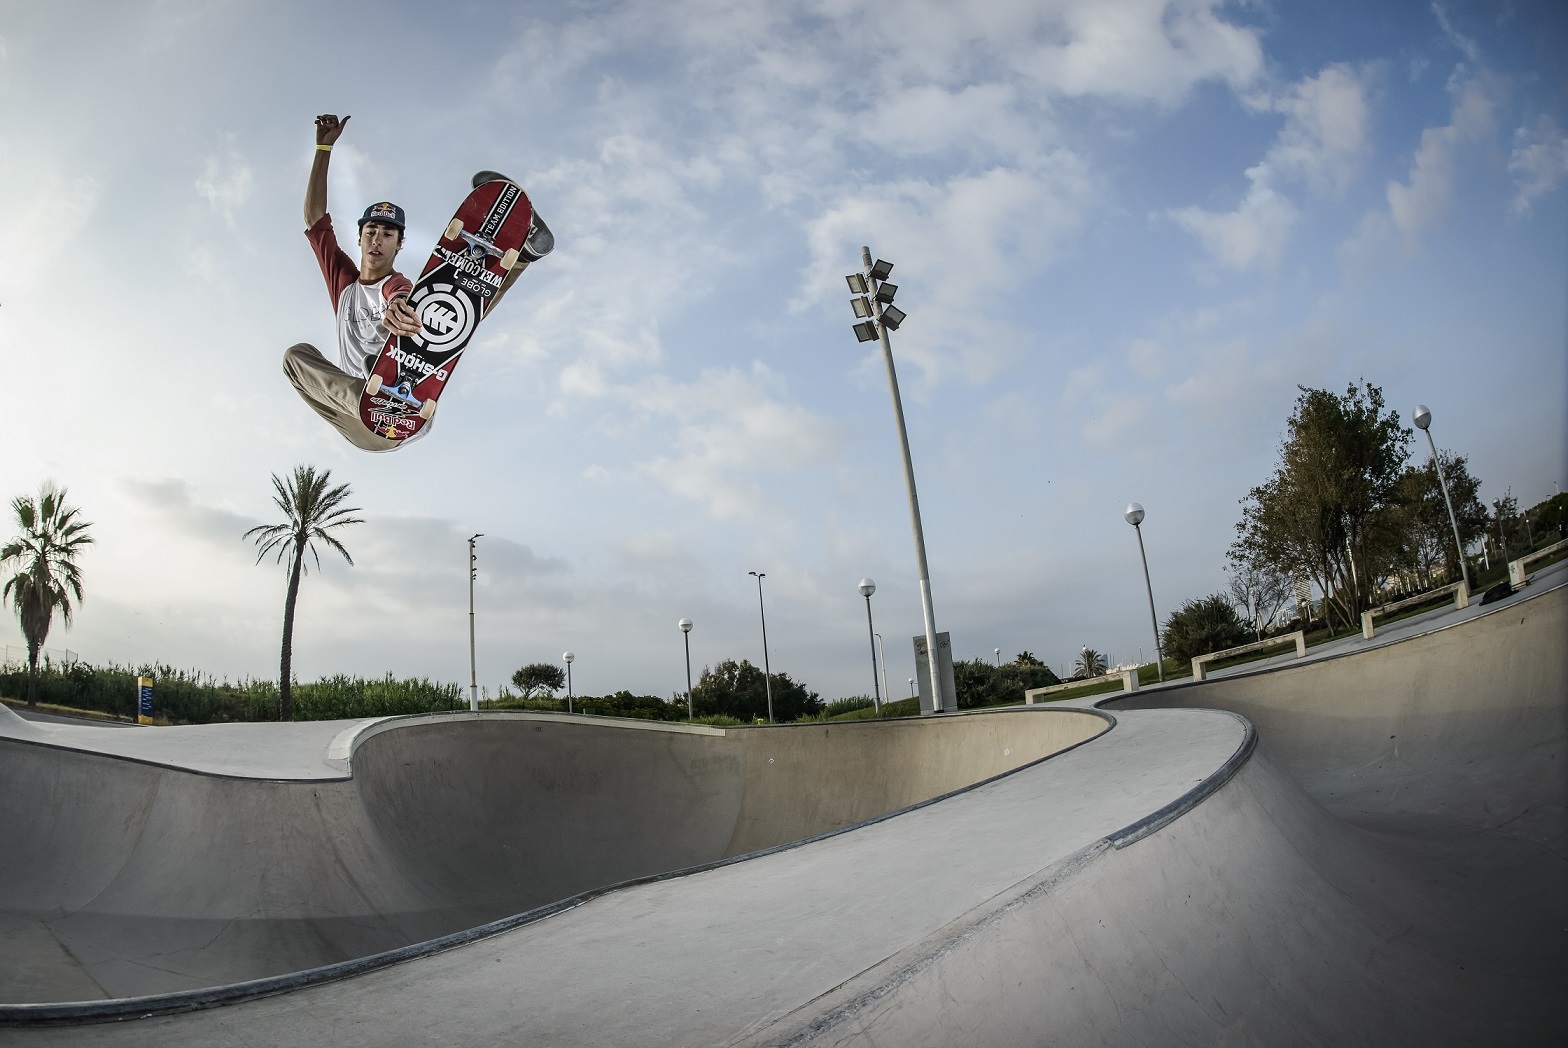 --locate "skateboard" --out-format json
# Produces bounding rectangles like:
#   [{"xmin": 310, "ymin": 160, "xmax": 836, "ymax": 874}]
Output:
[{"xmin": 357, "ymin": 176, "xmax": 553, "ymax": 442}]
